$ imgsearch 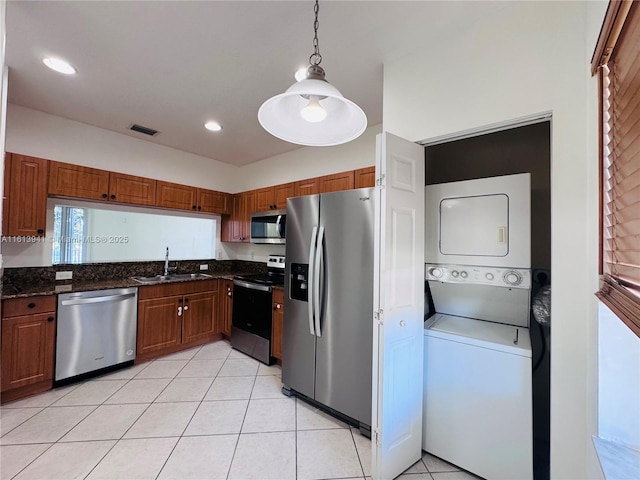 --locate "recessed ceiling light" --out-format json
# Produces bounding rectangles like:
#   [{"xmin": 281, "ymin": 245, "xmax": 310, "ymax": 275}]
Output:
[
  {"xmin": 204, "ymin": 121, "xmax": 222, "ymax": 132},
  {"xmin": 294, "ymin": 67, "xmax": 308, "ymax": 82},
  {"xmin": 42, "ymin": 57, "xmax": 76, "ymax": 75}
]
